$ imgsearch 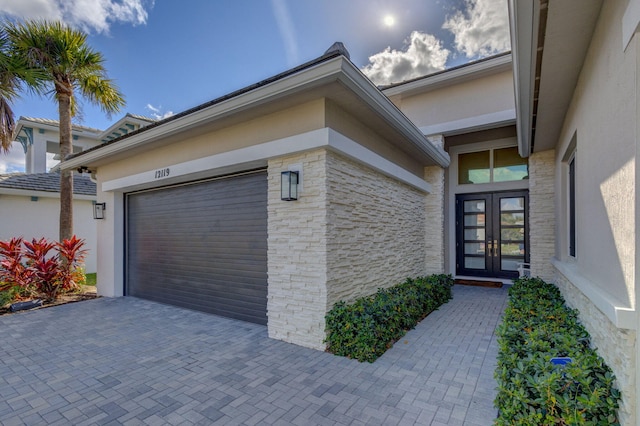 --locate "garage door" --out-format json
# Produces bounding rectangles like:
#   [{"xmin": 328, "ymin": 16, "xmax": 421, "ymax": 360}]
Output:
[{"xmin": 126, "ymin": 170, "xmax": 268, "ymax": 325}]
